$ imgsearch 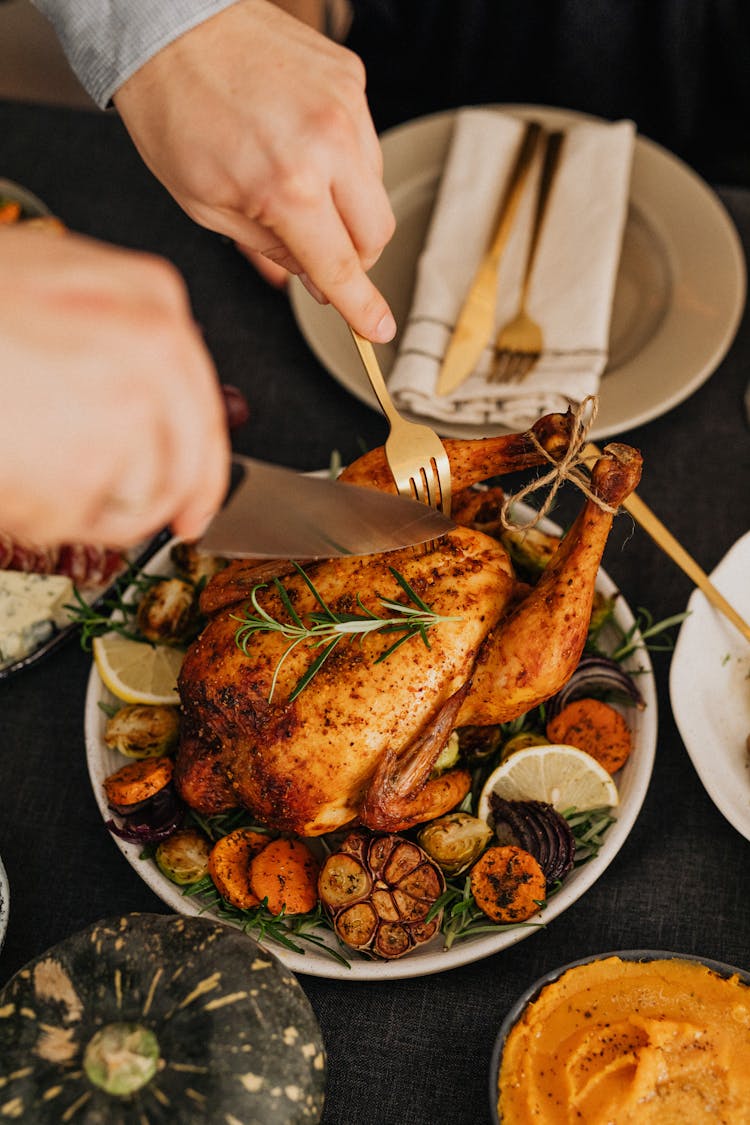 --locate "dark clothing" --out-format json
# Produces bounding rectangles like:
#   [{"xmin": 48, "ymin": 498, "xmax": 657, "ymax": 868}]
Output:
[{"xmin": 347, "ymin": 0, "xmax": 750, "ymax": 185}]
